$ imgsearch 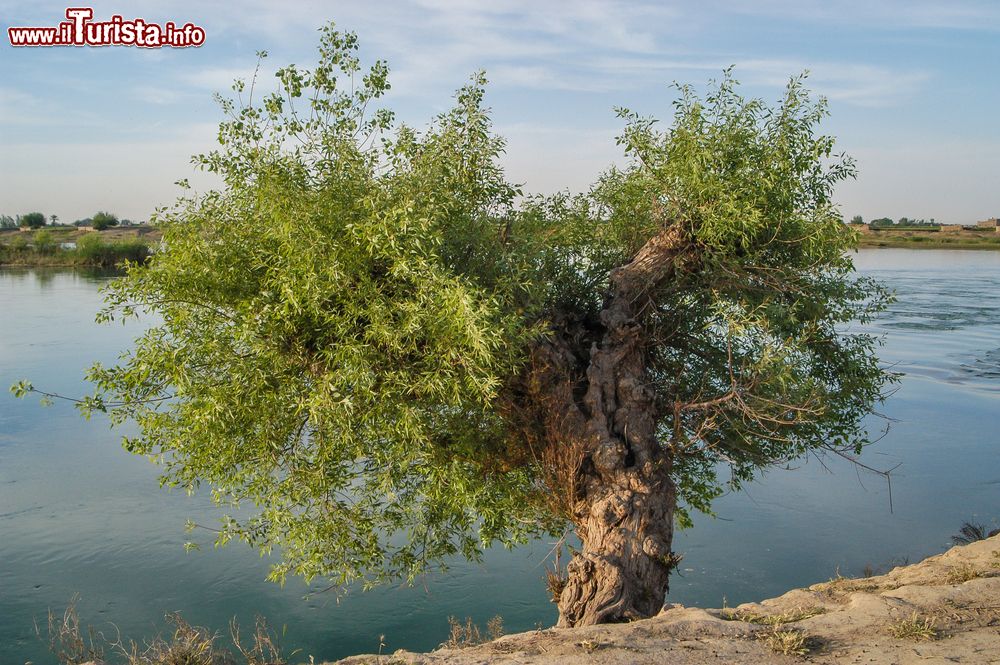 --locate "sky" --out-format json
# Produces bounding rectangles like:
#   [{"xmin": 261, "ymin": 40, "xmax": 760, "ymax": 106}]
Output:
[{"xmin": 1, "ymin": 0, "xmax": 998, "ymax": 225}]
